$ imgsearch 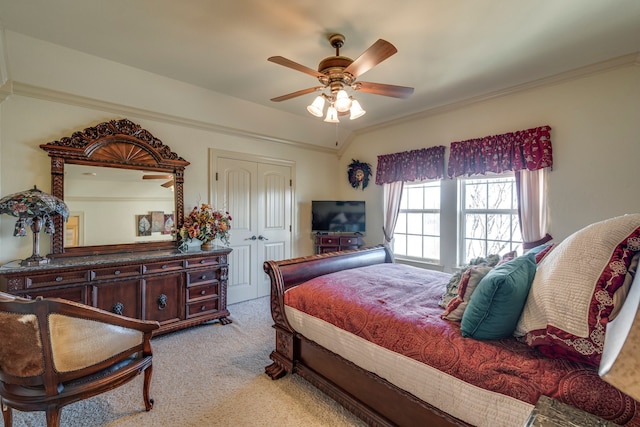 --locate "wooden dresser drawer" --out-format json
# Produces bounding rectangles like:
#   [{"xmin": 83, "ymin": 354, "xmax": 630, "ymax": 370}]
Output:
[
  {"xmin": 339, "ymin": 236, "xmax": 360, "ymax": 246},
  {"xmin": 186, "ymin": 270, "xmax": 218, "ymax": 286},
  {"xmin": 25, "ymin": 270, "xmax": 90, "ymax": 288},
  {"xmin": 91, "ymin": 264, "xmax": 141, "ymax": 281},
  {"xmin": 143, "ymin": 260, "xmax": 184, "ymax": 274},
  {"xmin": 187, "ymin": 283, "xmax": 219, "ymax": 301},
  {"xmin": 185, "ymin": 255, "xmax": 223, "ymax": 268},
  {"xmin": 318, "ymin": 236, "xmax": 339, "ymax": 246},
  {"xmin": 186, "ymin": 298, "xmax": 219, "ymax": 318}
]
